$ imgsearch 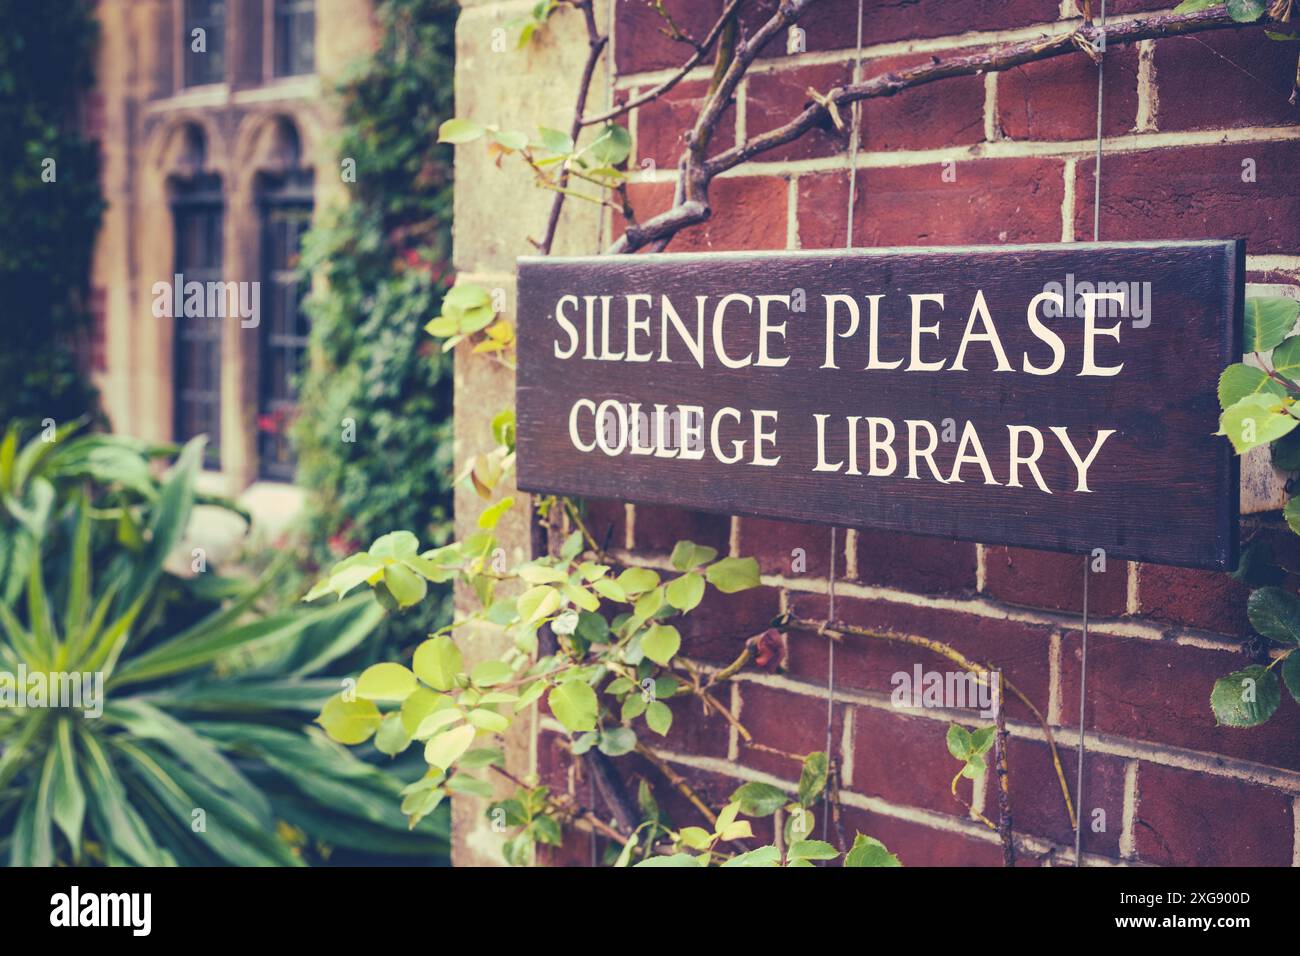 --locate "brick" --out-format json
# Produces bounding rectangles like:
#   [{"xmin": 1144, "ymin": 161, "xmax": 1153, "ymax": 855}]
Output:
[
  {"xmin": 654, "ymin": 689, "xmax": 732, "ymax": 759},
  {"xmin": 744, "ymin": 62, "xmax": 853, "ymax": 162},
  {"xmin": 850, "ymin": 706, "xmax": 976, "ymax": 815},
  {"xmin": 736, "ymin": 682, "xmax": 846, "ymax": 779},
  {"xmin": 1135, "ymin": 562, "xmax": 1249, "ymax": 636},
  {"xmin": 798, "ymin": 157, "xmax": 1066, "ymax": 249},
  {"xmin": 983, "ymin": 546, "xmax": 1127, "ymax": 616},
  {"xmin": 840, "ymin": 805, "xmax": 1007, "ymax": 866},
  {"xmin": 634, "ymin": 79, "xmax": 735, "ymax": 171},
  {"xmin": 1154, "ymin": 31, "xmax": 1300, "ymax": 132},
  {"xmin": 988, "ymin": 736, "xmax": 1127, "ymax": 858},
  {"xmin": 582, "ymin": 497, "xmax": 627, "ymax": 553},
  {"xmin": 631, "ymin": 503, "xmax": 730, "ymax": 555},
  {"xmin": 1057, "ymin": 628, "xmax": 1300, "ymax": 770},
  {"xmin": 784, "ymin": 592, "xmax": 1055, "ymax": 725},
  {"xmin": 859, "ymin": 50, "xmax": 987, "ymax": 151},
  {"xmin": 996, "ymin": 44, "xmax": 1139, "ymax": 140},
  {"xmin": 752, "ymin": 0, "xmax": 1063, "ymax": 51},
  {"xmin": 1073, "ymin": 140, "xmax": 1300, "ymax": 253},
  {"xmin": 678, "ymin": 585, "xmax": 783, "ymax": 666},
  {"xmin": 623, "ymin": 175, "xmax": 789, "ymax": 252},
  {"xmin": 854, "ymin": 530, "xmax": 977, "ymax": 594},
  {"xmin": 735, "ymin": 517, "xmax": 833, "ymax": 578},
  {"xmin": 1133, "ymin": 762, "xmax": 1293, "ymax": 866},
  {"xmin": 614, "ymin": 0, "xmax": 722, "ymax": 74}
]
